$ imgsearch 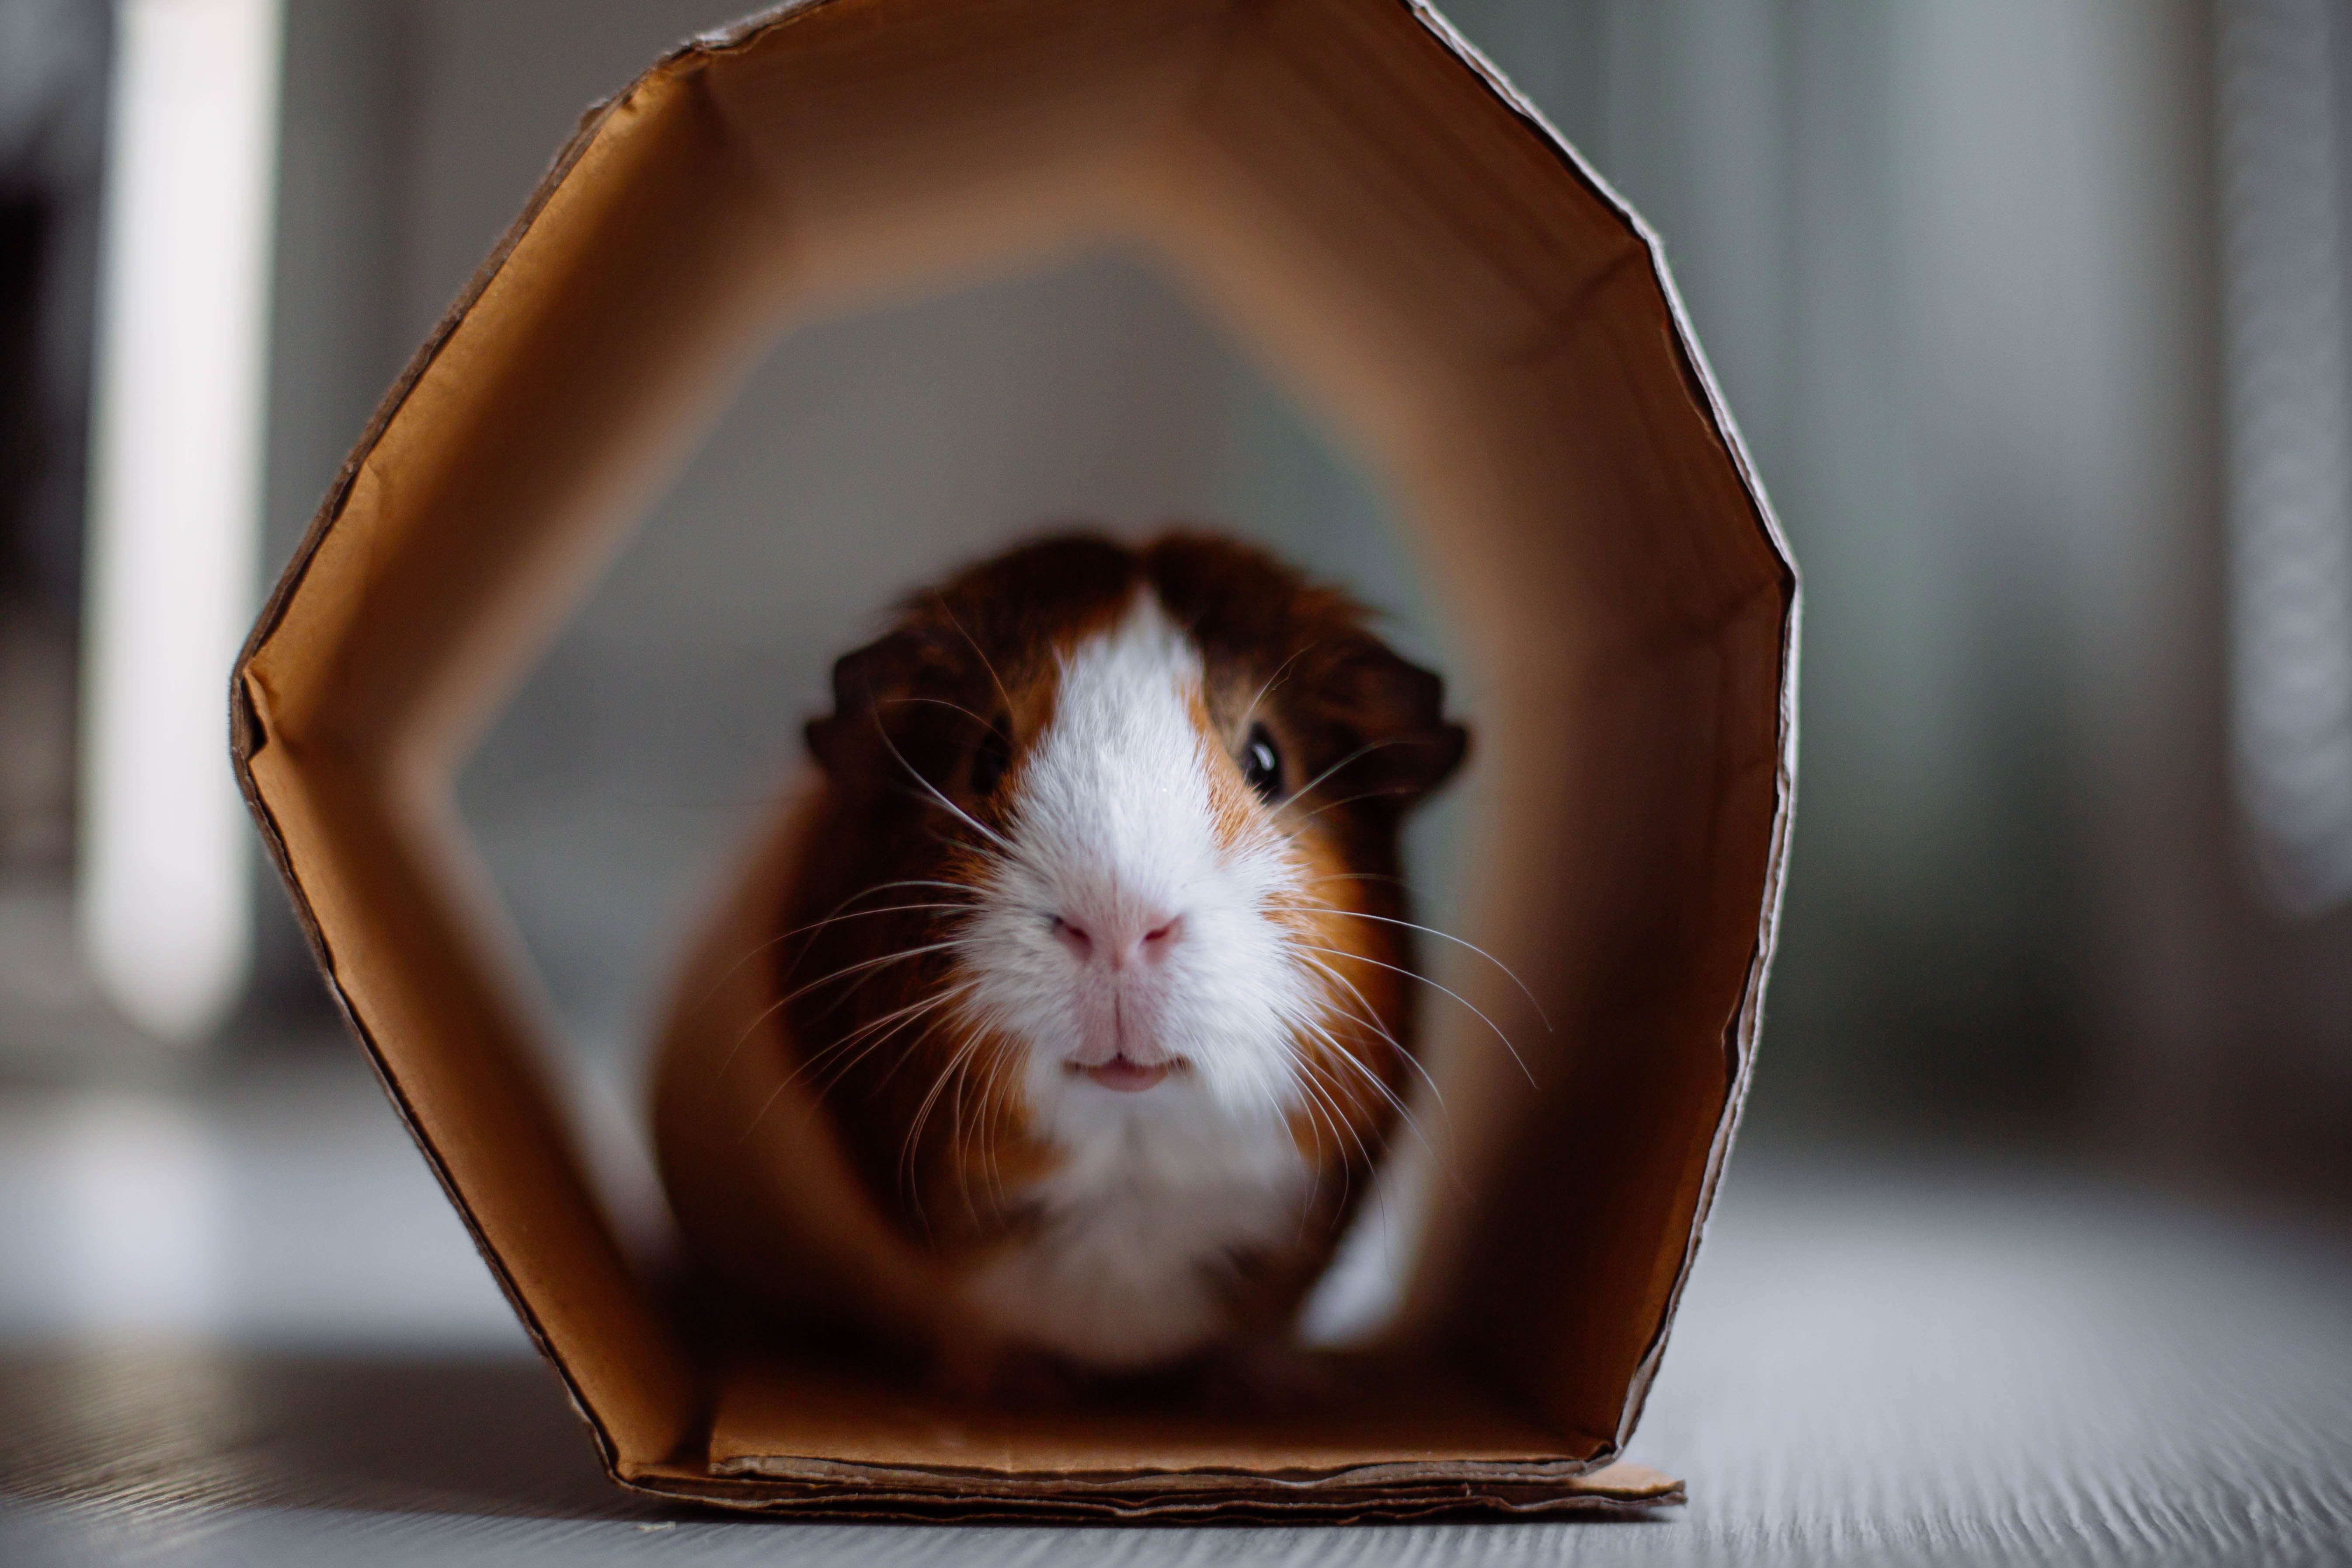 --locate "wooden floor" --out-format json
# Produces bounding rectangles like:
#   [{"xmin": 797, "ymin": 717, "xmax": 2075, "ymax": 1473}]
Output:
[{"xmin": 1, "ymin": 1061, "xmax": 2348, "ymax": 1564}]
